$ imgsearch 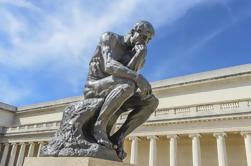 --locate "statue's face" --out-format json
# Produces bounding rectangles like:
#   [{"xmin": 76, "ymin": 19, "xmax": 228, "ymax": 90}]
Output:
[{"xmin": 130, "ymin": 29, "xmax": 152, "ymax": 46}]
